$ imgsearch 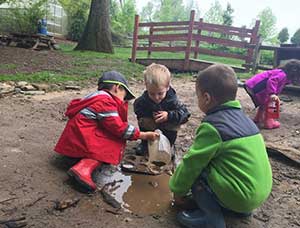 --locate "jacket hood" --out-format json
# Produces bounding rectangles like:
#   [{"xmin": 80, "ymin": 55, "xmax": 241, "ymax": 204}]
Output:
[{"xmin": 65, "ymin": 90, "xmax": 123, "ymax": 118}]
